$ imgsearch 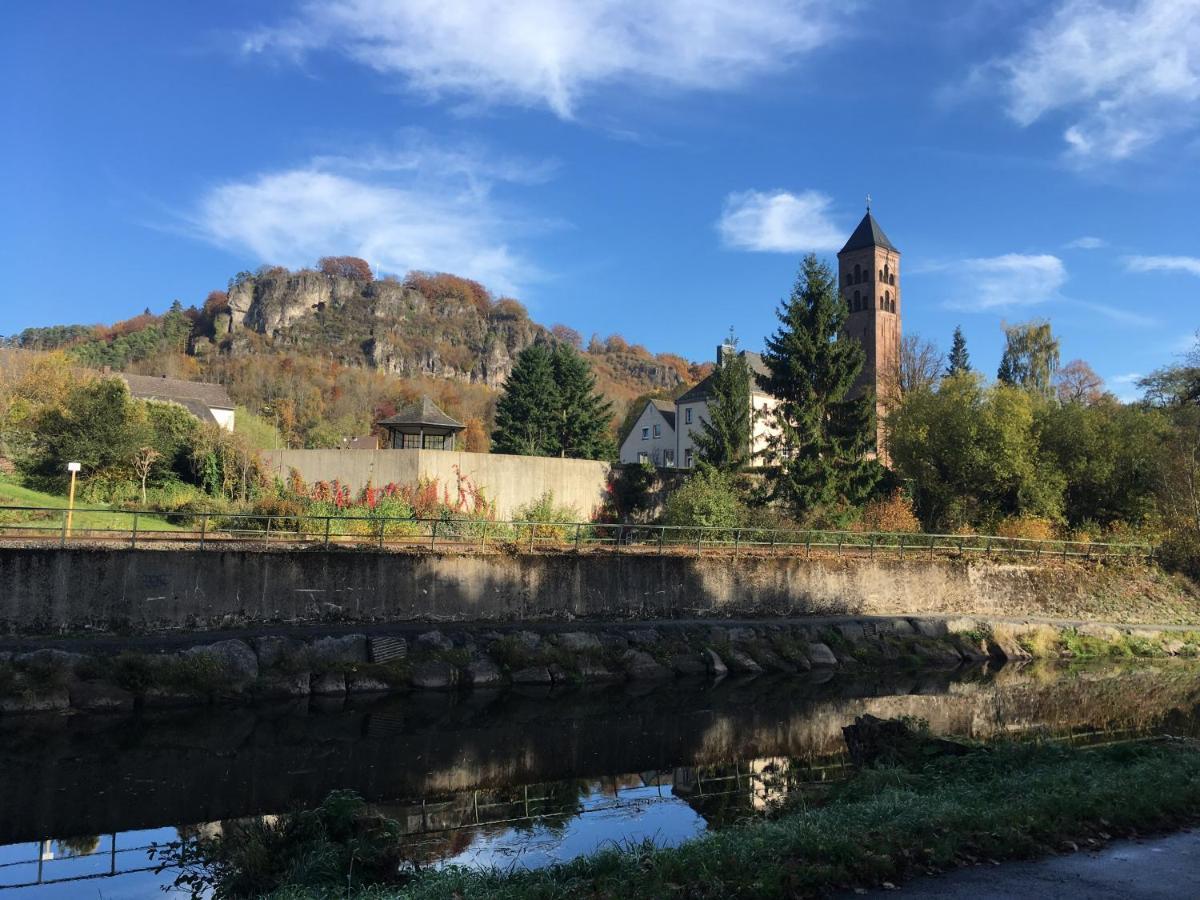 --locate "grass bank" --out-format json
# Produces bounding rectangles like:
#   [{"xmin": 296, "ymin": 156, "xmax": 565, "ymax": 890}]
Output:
[
  {"xmin": 0, "ymin": 474, "xmax": 183, "ymax": 533},
  {"xmin": 189, "ymin": 738, "xmax": 1200, "ymax": 899}
]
